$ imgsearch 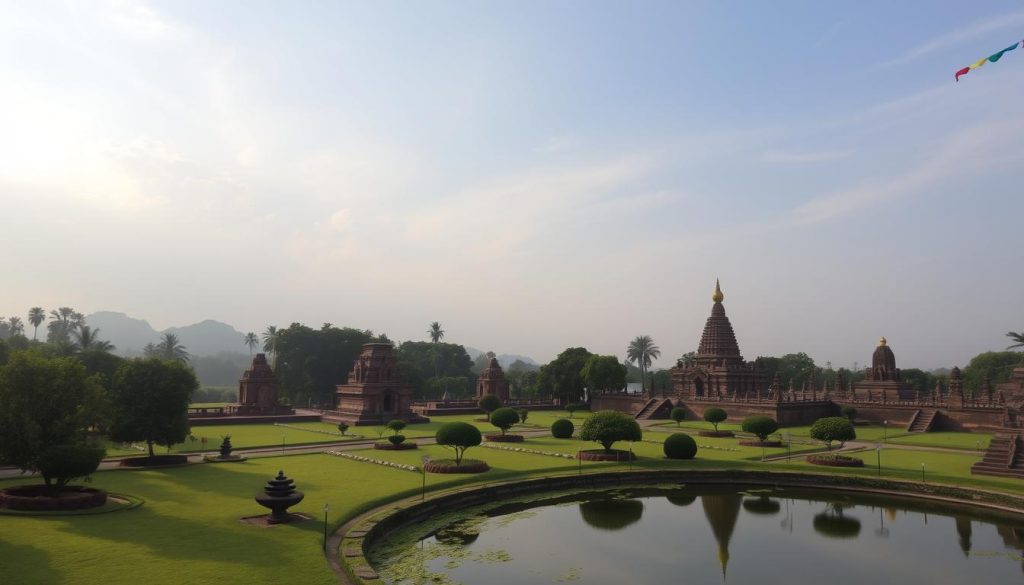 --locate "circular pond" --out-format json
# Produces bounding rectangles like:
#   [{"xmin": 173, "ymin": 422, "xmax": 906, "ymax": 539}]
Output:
[{"xmin": 368, "ymin": 486, "xmax": 1024, "ymax": 584}]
